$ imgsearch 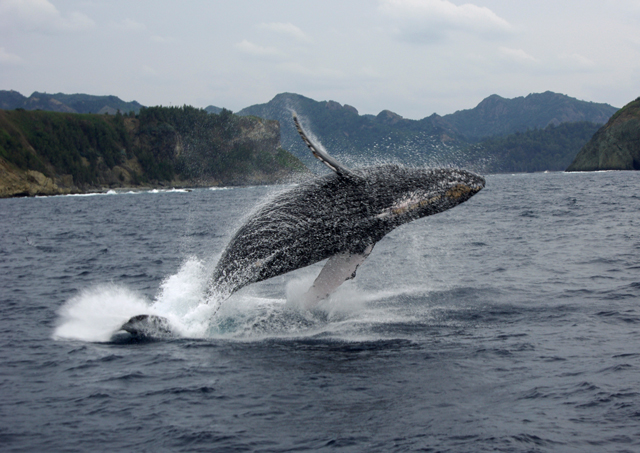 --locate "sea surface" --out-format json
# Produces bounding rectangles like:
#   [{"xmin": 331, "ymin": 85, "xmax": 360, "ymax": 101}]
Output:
[{"xmin": 1, "ymin": 171, "xmax": 639, "ymax": 452}]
